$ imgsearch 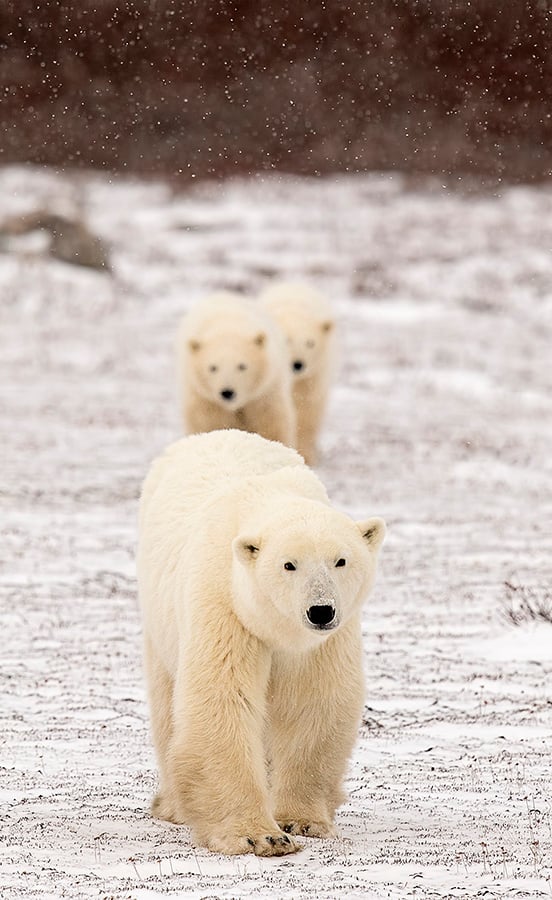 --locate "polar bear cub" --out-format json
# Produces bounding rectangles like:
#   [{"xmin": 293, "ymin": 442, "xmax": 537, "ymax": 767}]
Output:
[
  {"xmin": 138, "ymin": 429, "xmax": 385, "ymax": 856},
  {"xmin": 260, "ymin": 282, "xmax": 335, "ymax": 465},
  {"xmin": 177, "ymin": 291, "xmax": 295, "ymax": 447}
]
